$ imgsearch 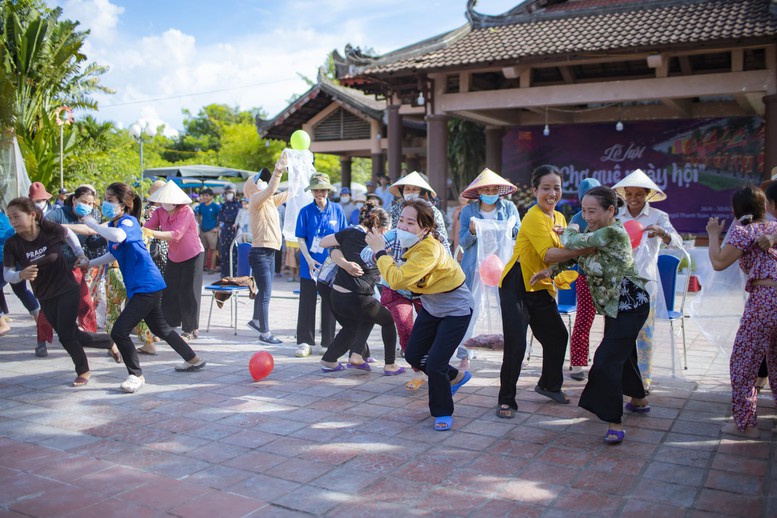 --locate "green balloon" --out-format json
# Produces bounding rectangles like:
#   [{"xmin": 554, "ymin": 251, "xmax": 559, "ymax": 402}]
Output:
[{"xmin": 290, "ymin": 130, "xmax": 311, "ymax": 150}]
